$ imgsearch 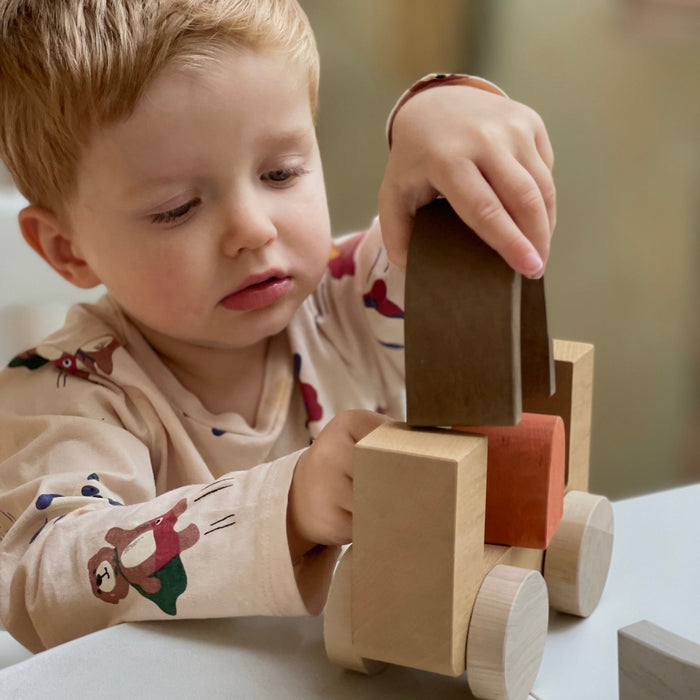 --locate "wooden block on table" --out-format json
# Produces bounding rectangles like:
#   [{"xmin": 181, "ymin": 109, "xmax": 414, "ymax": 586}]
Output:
[
  {"xmin": 618, "ymin": 620, "xmax": 700, "ymax": 700},
  {"xmin": 456, "ymin": 412, "xmax": 566, "ymax": 549},
  {"xmin": 352, "ymin": 422, "xmax": 487, "ymax": 676},
  {"xmin": 405, "ymin": 198, "xmax": 522, "ymax": 427},
  {"xmin": 323, "ymin": 546, "xmax": 387, "ymax": 675},
  {"xmin": 523, "ymin": 340, "xmax": 594, "ymax": 492}
]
